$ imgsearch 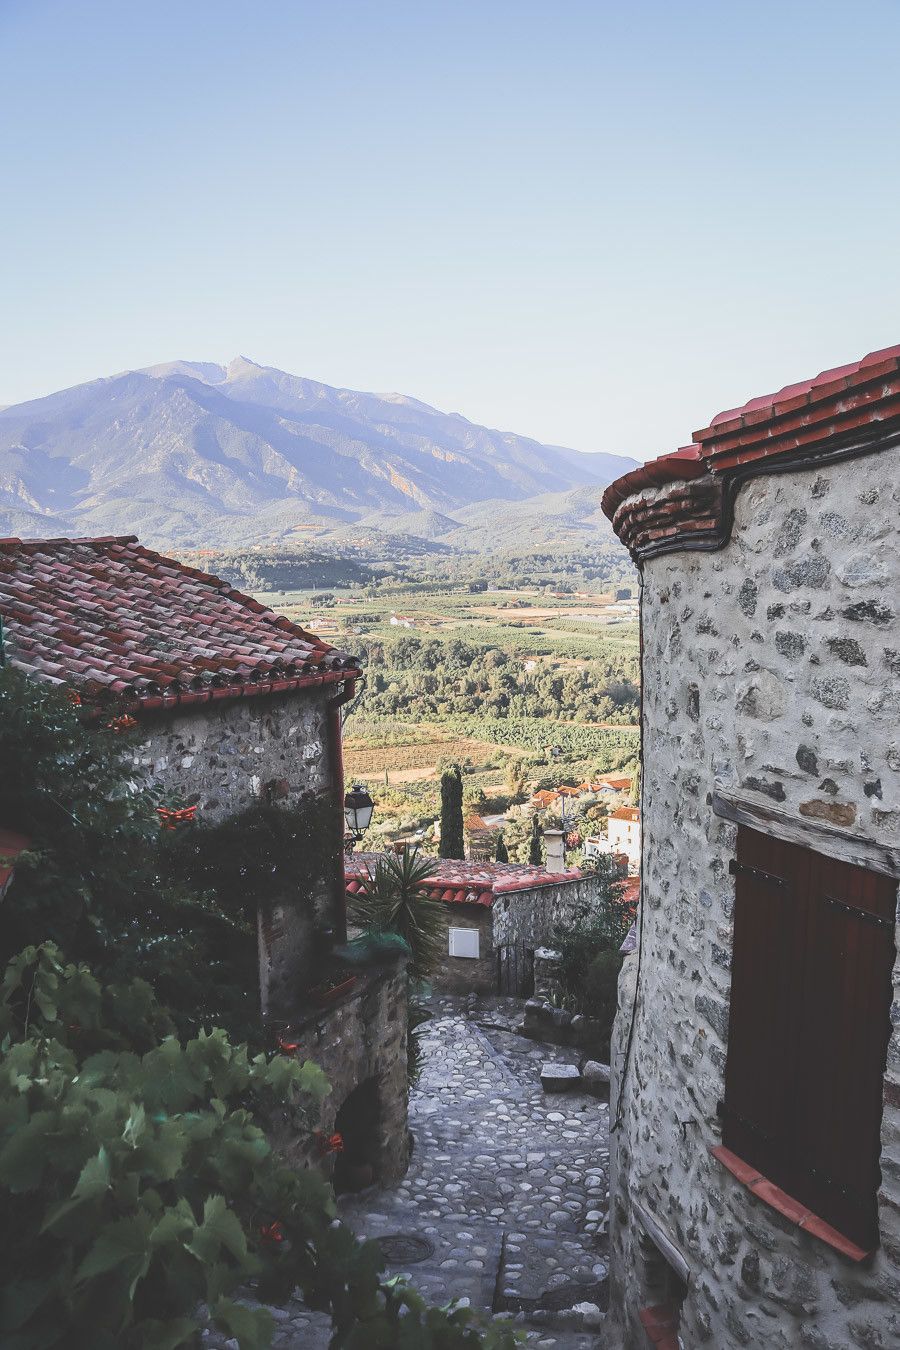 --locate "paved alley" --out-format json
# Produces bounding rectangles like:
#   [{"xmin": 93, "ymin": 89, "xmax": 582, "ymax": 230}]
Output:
[{"xmin": 207, "ymin": 996, "xmax": 611, "ymax": 1348}]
